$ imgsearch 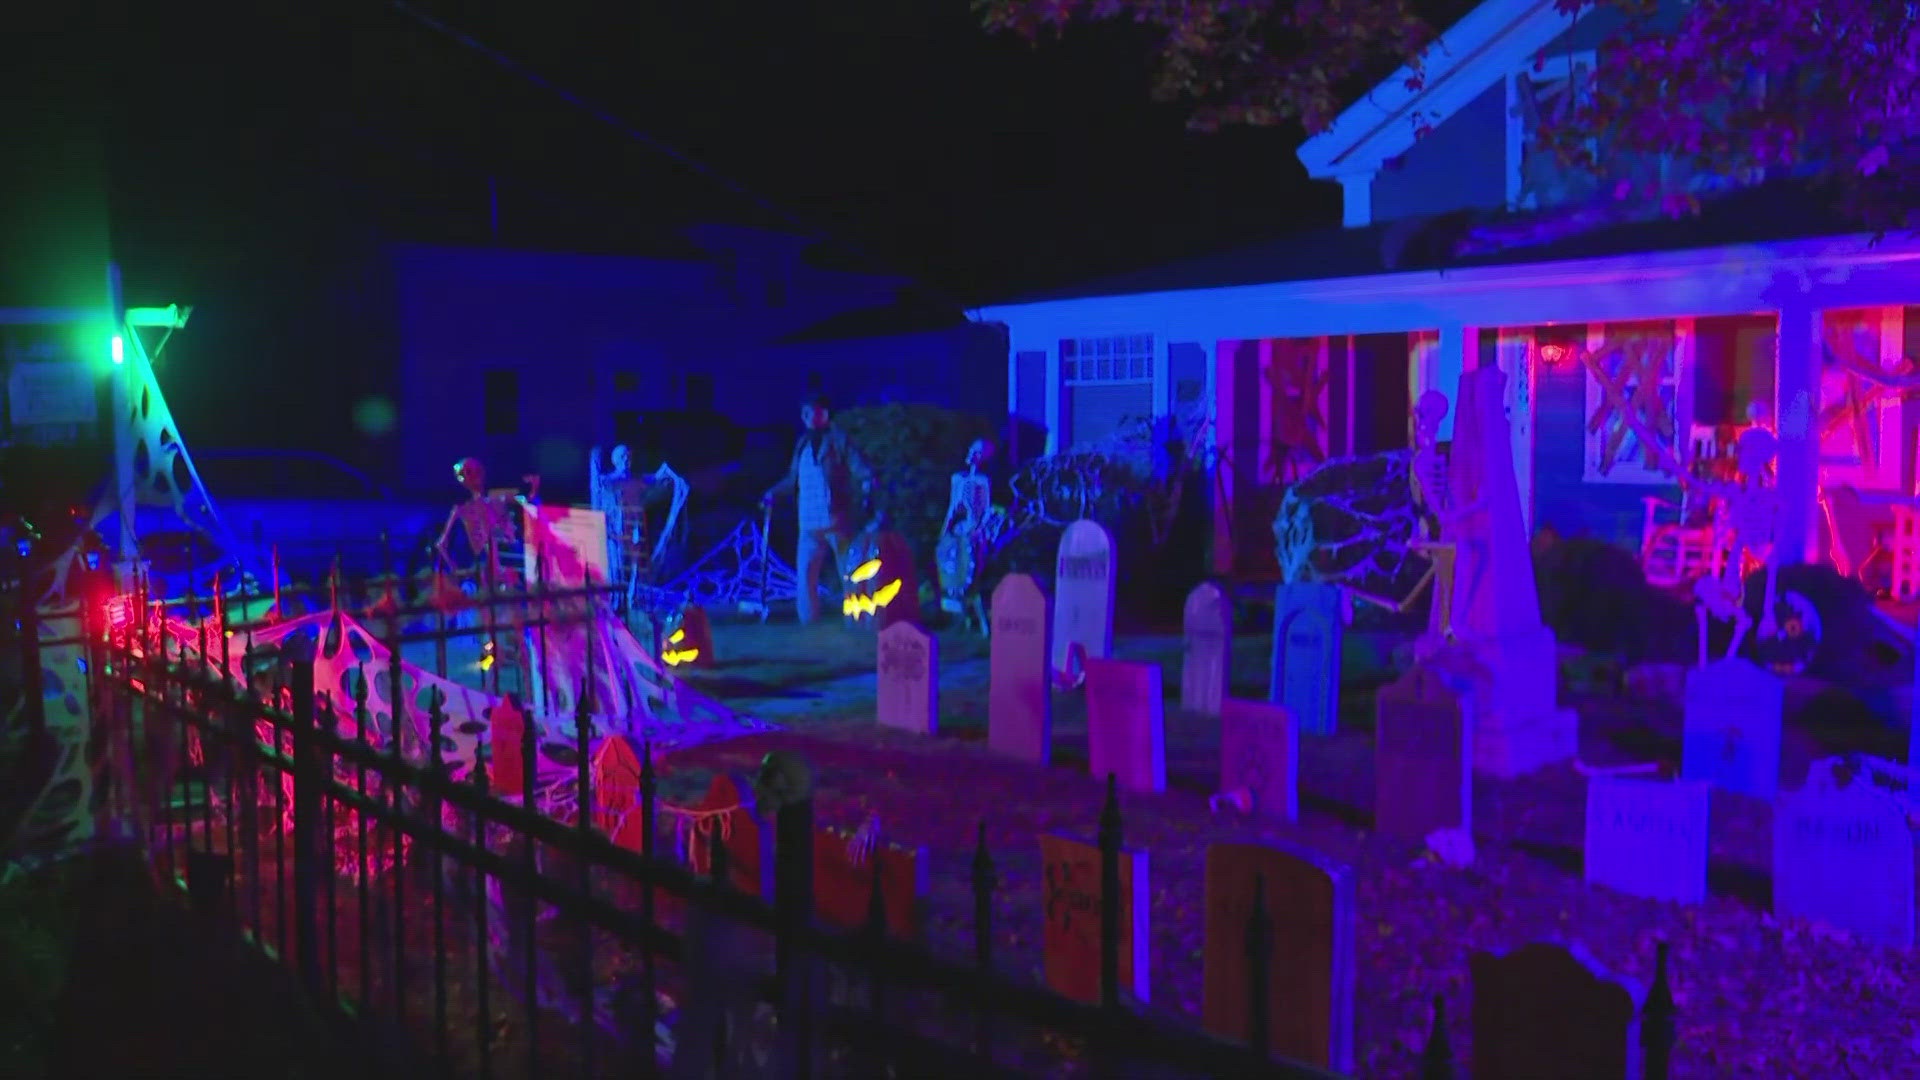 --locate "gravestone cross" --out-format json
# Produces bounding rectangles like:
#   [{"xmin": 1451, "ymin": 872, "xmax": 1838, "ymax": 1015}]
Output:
[
  {"xmin": 1182, "ymin": 582, "xmax": 1231, "ymax": 715},
  {"xmin": 1084, "ymin": 657, "xmax": 1168, "ymax": 794},
  {"xmin": 1271, "ymin": 582, "xmax": 1342, "ymax": 736},
  {"xmin": 1373, "ymin": 661, "xmax": 1474, "ymax": 840},
  {"xmin": 989, "ymin": 573, "xmax": 1053, "ymax": 764},
  {"xmin": 877, "ymin": 621, "xmax": 938, "ymax": 736},
  {"xmin": 1051, "ymin": 520, "xmax": 1116, "ymax": 684},
  {"xmin": 1681, "ymin": 658, "xmax": 1783, "ymax": 799}
]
